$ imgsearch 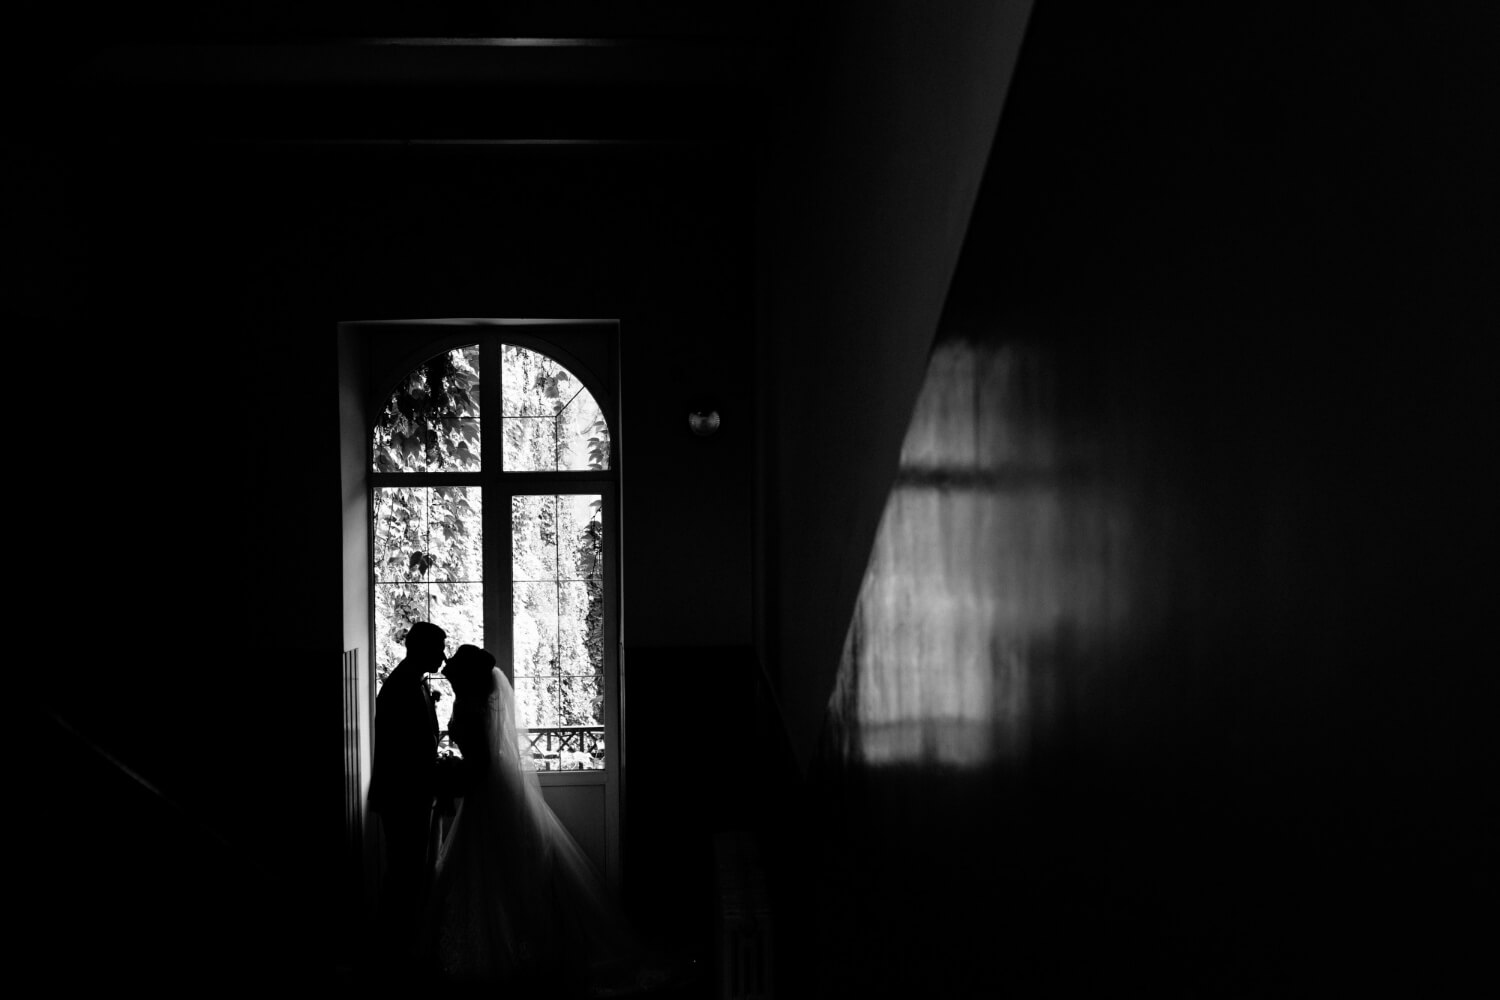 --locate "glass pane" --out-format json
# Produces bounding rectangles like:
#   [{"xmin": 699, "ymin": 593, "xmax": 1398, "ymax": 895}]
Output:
[
  {"xmin": 559, "ymin": 388, "xmax": 610, "ymax": 471},
  {"xmin": 503, "ymin": 416, "xmax": 557, "ymax": 472},
  {"xmin": 559, "ymin": 675, "xmax": 604, "ymax": 728},
  {"xmin": 499, "ymin": 343, "xmax": 609, "ymax": 470},
  {"xmin": 514, "ymin": 495, "xmax": 602, "ymax": 677},
  {"xmin": 513, "ymin": 494, "xmax": 556, "ymax": 583},
  {"xmin": 374, "ymin": 487, "xmax": 483, "ymax": 583},
  {"xmin": 513, "ymin": 578, "xmax": 559, "ymax": 678},
  {"xmin": 559, "ymin": 494, "xmax": 603, "ymax": 579},
  {"xmin": 431, "ymin": 583, "xmax": 483, "ymax": 654},
  {"xmin": 373, "ymin": 488, "xmax": 427, "ymax": 583},
  {"xmin": 502, "ymin": 344, "xmax": 574, "ymax": 415},
  {"xmin": 435, "ymin": 416, "xmax": 481, "ymax": 470},
  {"xmin": 426, "ymin": 487, "xmax": 483, "ymax": 583},
  {"xmin": 512, "ymin": 490, "xmax": 606, "ymax": 768},
  {"xmin": 516, "ymin": 675, "xmax": 559, "ymax": 729},
  {"xmin": 558, "ymin": 581, "xmax": 603, "ymax": 674},
  {"xmin": 372, "ymin": 345, "xmax": 481, "ymax": 472},
  {"xmin": 512, "ymin": 495, "xmax": 602, "ymax": 582}
]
